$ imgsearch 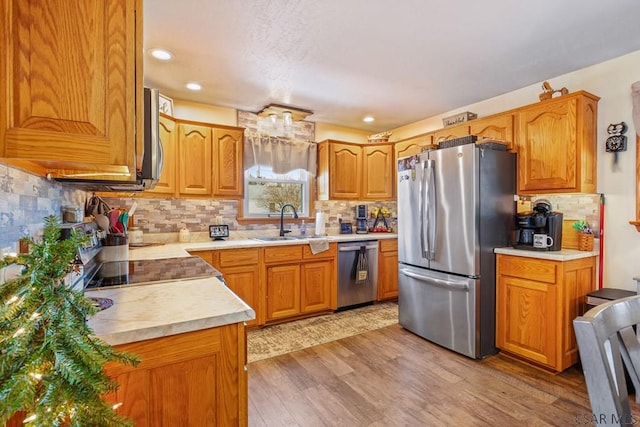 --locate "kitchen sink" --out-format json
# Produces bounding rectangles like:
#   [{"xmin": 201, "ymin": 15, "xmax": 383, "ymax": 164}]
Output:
[{"xmin": 253, "ymin": 236, "xmax": 306, "ymax": 241}]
